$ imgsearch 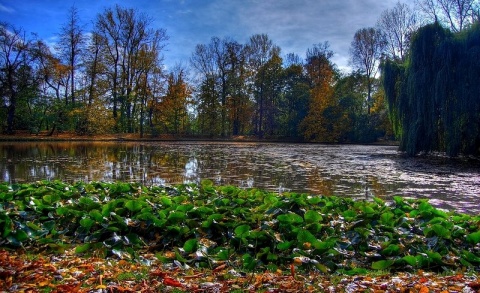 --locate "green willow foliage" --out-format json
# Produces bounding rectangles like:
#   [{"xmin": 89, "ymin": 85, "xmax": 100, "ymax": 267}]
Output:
[{"xmin": 383, "ymin": 22, "xmax": 480, "ymax": 157}]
